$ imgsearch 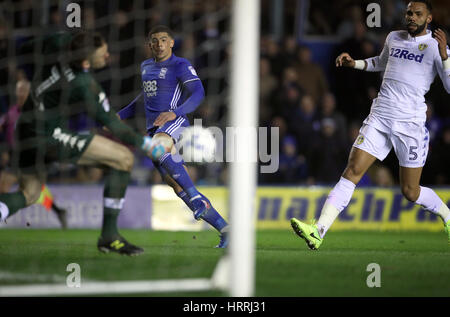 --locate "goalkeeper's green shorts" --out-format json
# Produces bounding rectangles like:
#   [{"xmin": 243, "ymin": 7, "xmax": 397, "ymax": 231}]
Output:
[{"xmin": 13, "ymin": 125, "xmax": 94, "ymax": 174}]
